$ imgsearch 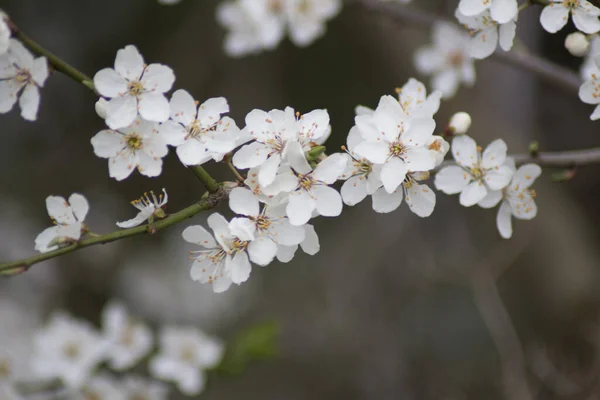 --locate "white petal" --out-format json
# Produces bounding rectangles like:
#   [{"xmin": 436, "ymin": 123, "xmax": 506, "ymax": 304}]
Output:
[
  {"xmin": 452, "ymin": 135, "xmax": 478, "ymax": 168},
  {"xmin": 232, "ymin": 141, "xmax": 270, "ymax": 169},
  {"xmin": 229, "ymin": 187, "xmax": 260, "ymax": 216},
  {"xmin": 405, "ymin": 182, "xmax": 436, "ymax": 217},
  {"xmin": 182, "ymin": 225, "xmax": 217, "ymax": 248},
  {"xmin": 484, "ymin": 165, "xmax": 514, "ymax": 190},
  {"xmin": 511, "ymin": 164, "xmax": 541, "ymax": 189},
  {"xmin": 115, "ymin": 45, "xmax": 144, "ymax": 81},
  {"xmin": 46, "ymin": 195, "xmax": 75, "ymax": 224},
  {"xmin": 116, "ymin": 210, "xmax": 152, "ymax": 228},
  {"xmin": 341, "ymin": 175, "xmax": 368, "ymax": 206},
  {"xmin": 197, "ymin": 97, "xmax": 229, "ymax": 127},
  {"xmin": 138, "ymin": 92, "xmax": 170, "ymax": 123},
  {"xmin": 32, "ymin": 57, "xmax": 49, "ymax": 86},
  {"xmin": 469, "ymin": 28, "xmax": 498, "ymax": 60},
  {"xmin": 286, "ymin": 191, "xmax": 316, "ymax": 226},
  {"xmin": 459, "ymin": 0, "xmax": 488, "ymax": 16},
  {"xmin": 381, "ymin": 157, "xmax": 407, "ymax": 193},
  {"xmin": 34, "ymin": 226, "xmax": 60, "ymax": 253},
  {"xmin": 159, "ymin": 120, "xmax": 187, "ymax": 146},
  {"xmin": 481, "ymin": 139, "xmax": 507, "ymax": 169},
  {"xmin": 270, "ymin": 218, "xmax": 305, "ymax": 246},
  {"xmin": 496, "ymin": 200, "xmax": 513, "ymax": 239},
  {"xmin": 276, "ymin": 245, "xmax": 297, "ymax": 263},
  {"xmin": 19, "ymin": 83, "xmax": 40, "ymax": 121},
  {"xmin": 69, "ymin": 193, "xmax": 89, "ymax": 221},
  {"xmin": 478, "ymin": 189, "xmax": 503, "ymax": 209},
  {"xmin": 459, "ymin": 180, "xmax": 488, "ymax": 207},
  {"xmin": 258, "ymin": 153, "xmax": 282, "ymax": 187},
  {"xmin": 578, "ymin": 80, "xmax": 600, "ymax": 104},
  {"xmin": 228, "ymin": 252, "xmax": 252, "ymax": 284},
  {"xmin": 137, "ymin": 151, "xmax": 163, "ymax": 177},
  {"xmin": 354, "ymin": 141, "xmax": 389, "ymax": 164},
  {"xmin": 169, "ymin": 89, "xmax": 197, "ymax": 126},
  {"xmin": 312, "ymin": 153, "xmax": 347, "ymax": 184},
  {"xmin": 299, "ymin": 224, "xmax": 319, "ymax": 255},
  {"xmin": 207, "ymin": 213, "xmax": 231, "ymax": 241},
  {"xmin": 490, "ymin": 0, "xmax": 518, "ymax": 24},
  {"xmin": 286, "ymin": 141, "xmax": 312, "ymax": 175},
  {"xmin": 248, "ymin": 236, "xmax": 277, "ymax": 266},
  {"xmin": 106, "ymin": 95, "xmax": 138, "ymax": 130},
  {"xmin": 176, "ymin": 139, "xmax": 209, "ymax": 166},
  {"xmin": 93, "ymin": 68, "xmax": 128, "ymax": 98},
  {"xmin": 313, "ymin": 185, "xmax": 343, "ymax": 217},
  {"xmin": 140, "ymin": 64, "xmax": 175, "ymax": 93},
  {"xmin": 372, "ymin": 186, "xmax": 403, "ymax": 213},
  {"xmin": 91, "ymin": 129, "xmax": 125, "ymax": 158},
  {"xmin": 498, "ymin": 21, "xmax": 517, "ymax": 52},
  {"xmin": 573, "ymin": 6, "xmax": 600, "ymax": 34},
  {"xmin": 540, "ymin": 4, "xmax": 570, "ymax": 33},
  {"xmin": 109, "ymin": 152, "xmax": 137, "ymax": 181},
  {"xmin": 434, "ymin": 165, "xmax": 471, "ymax": 194},
  {"xmin": 403, "ymin": 147, "xmax": 437, "ymax": 172},
  {"xmin": 0, "ymin": 79, "xmax": 20, "ymax": 113},
  {"xmin": 229, "ymin": 217, "xmax": 256, "ymax": 241},
  {"xmin": 402, "ymin": 117, "xmax": 436, "ymax": 146}
]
